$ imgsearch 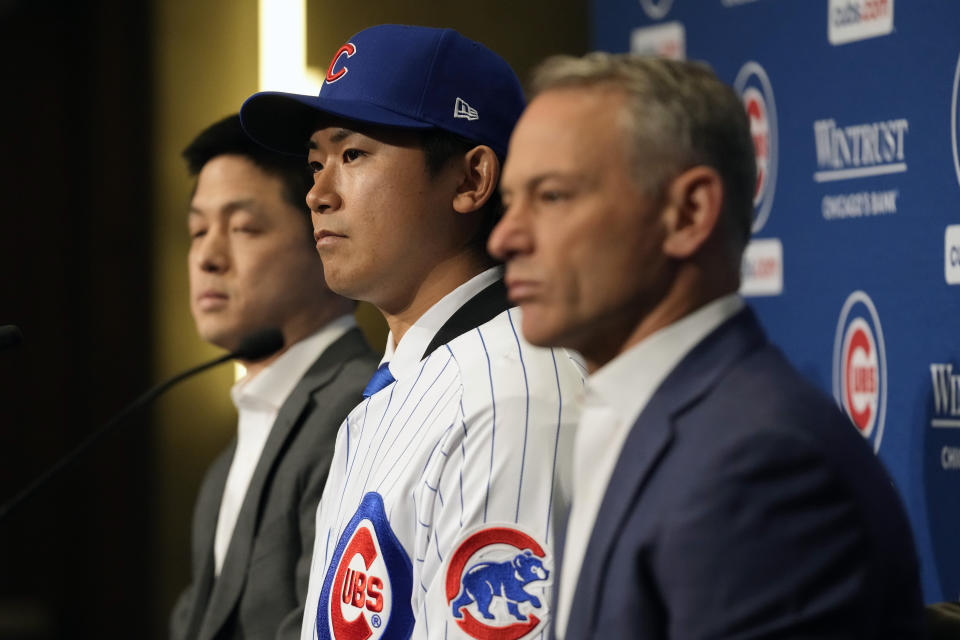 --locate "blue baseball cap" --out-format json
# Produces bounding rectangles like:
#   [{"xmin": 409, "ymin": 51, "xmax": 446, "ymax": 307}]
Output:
[{"xmin": 240, "ymin": 24, "xmax": 525, "ymax": 159}]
